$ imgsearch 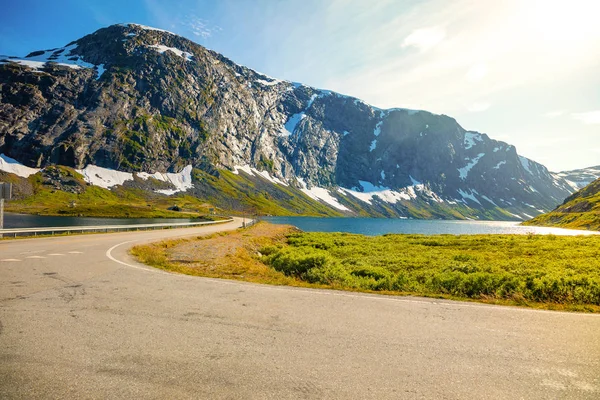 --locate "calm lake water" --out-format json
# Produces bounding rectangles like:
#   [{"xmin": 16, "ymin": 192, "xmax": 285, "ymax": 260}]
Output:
[
  {"xmin": 262, "ymin": 216, "xmax": 598, "ymax": 236},
  {"xmin": 3, "ymin": 213, "xmax": 596, "ymax": 236},
  {"xmin": 2, "ymin": 213, "xmax": 197, "ymax": 229}
]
